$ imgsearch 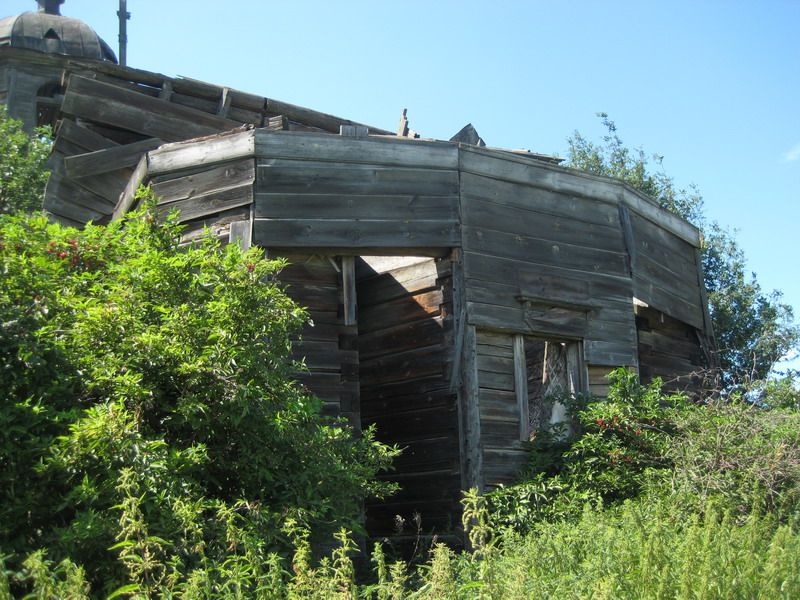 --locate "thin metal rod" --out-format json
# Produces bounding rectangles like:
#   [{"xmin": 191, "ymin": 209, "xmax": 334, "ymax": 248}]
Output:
[{"xmin": 117, "ymin": 0, "xmax": 130, "ymax": 67}]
